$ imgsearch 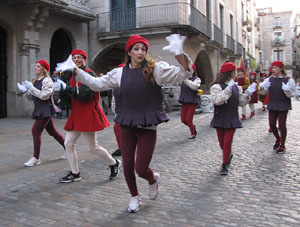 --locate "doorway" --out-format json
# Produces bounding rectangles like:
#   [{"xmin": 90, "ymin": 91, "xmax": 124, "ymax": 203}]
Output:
[{"xmin": 0, "ymin": 26, "xmax": 7, "ymax": 118}]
